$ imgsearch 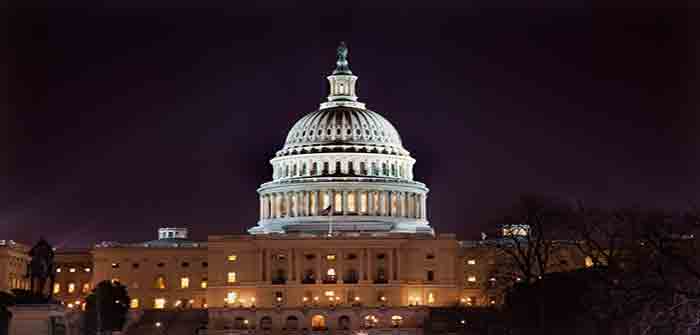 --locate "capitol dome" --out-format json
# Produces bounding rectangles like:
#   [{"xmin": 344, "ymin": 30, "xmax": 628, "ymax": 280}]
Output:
[
  {"xmin": 249, "ymin": 43, "xmax": 432, "ymax": 236},
  {"xmin": 278, "ymin": 107, "xmax": 408, "ymax": 157}
]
